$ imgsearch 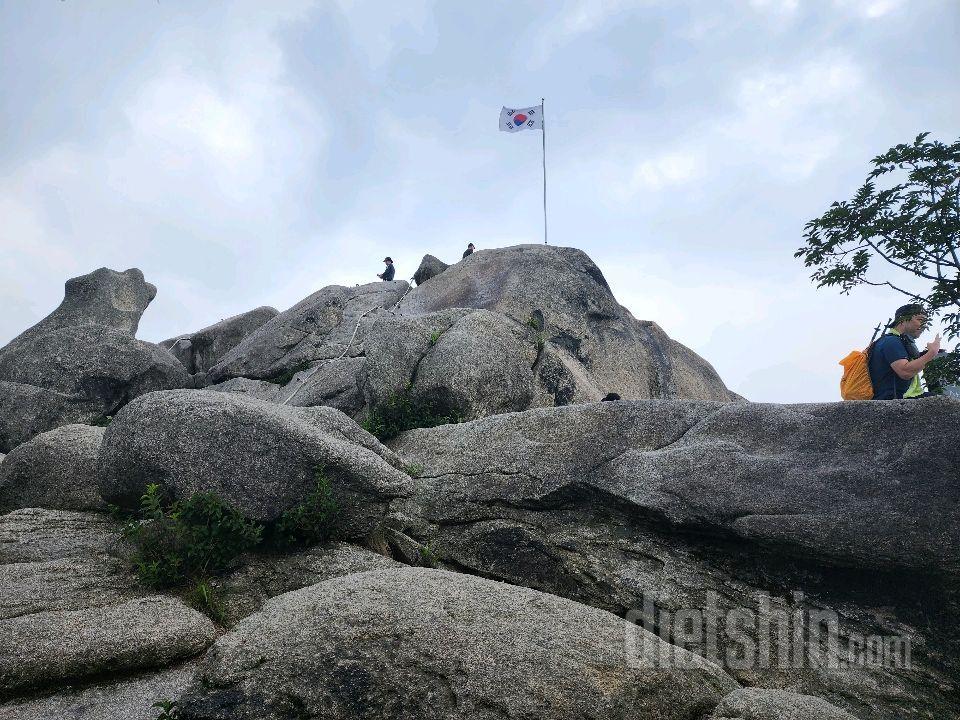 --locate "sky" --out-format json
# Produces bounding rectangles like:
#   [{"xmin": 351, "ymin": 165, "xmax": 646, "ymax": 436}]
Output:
[{"xmin": 1, "ymin": 0, "xmax": 958, "ymax": 402}]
